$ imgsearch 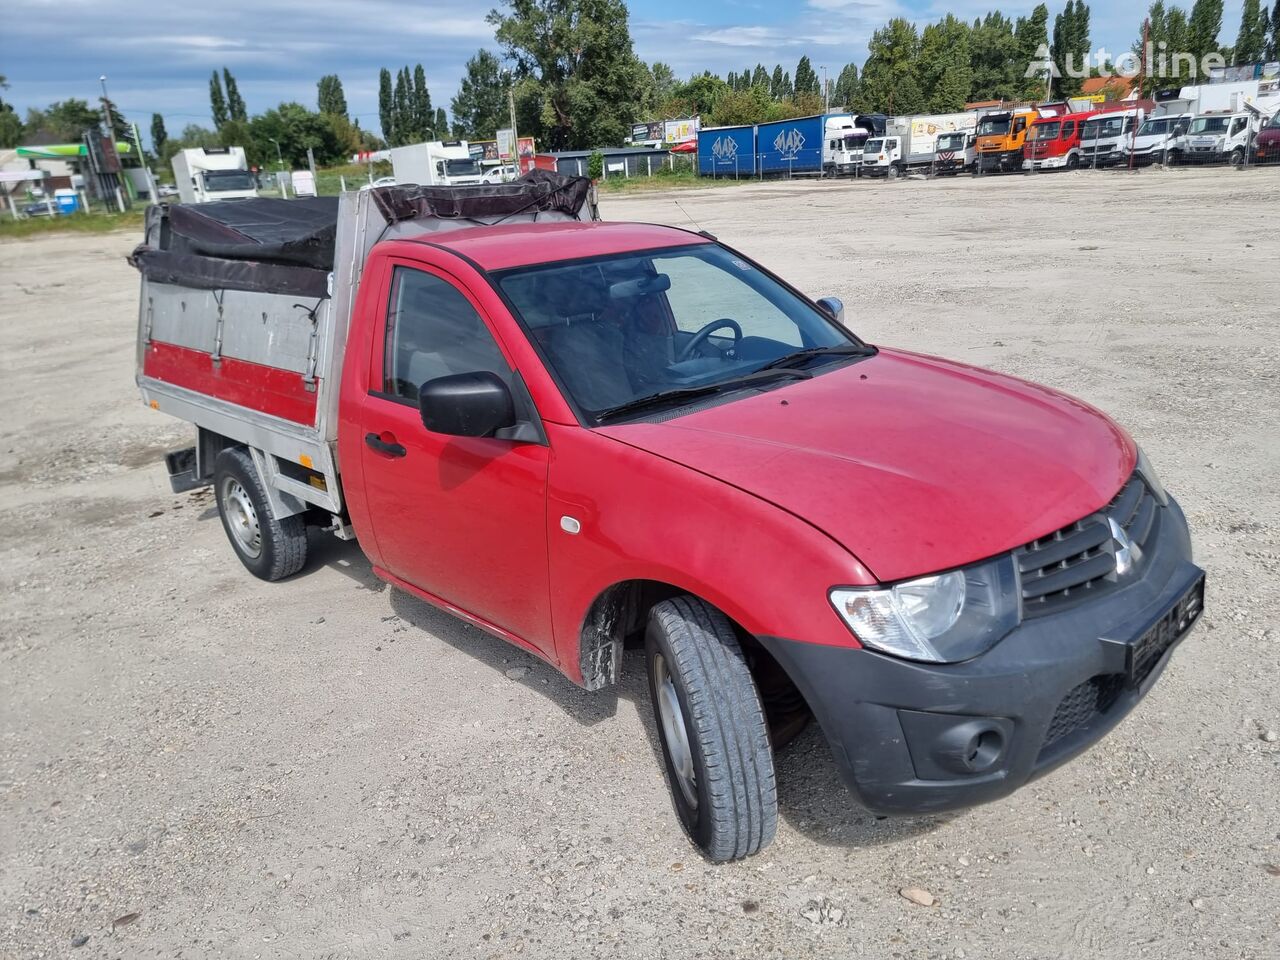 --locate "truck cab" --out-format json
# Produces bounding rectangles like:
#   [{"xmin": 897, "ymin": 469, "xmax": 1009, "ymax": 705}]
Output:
[
  {"xmin": 1125, "ymin": 113, "xmax": 1192, "ymax": 166},
  {"xmin": 1023, "ymin": 110, "xmax": 1096, "ymax": 171},
  {"xmin": 933, "ymin": 131, "xmax": 975, "ymax": 175},
  {"xmin": 822, "ymin": 114, "xmax": 885, "ymax": 177},
  {"xmin": 975, "ymin": 110, "xmax": 1035, "ymax": 172},
  {"xmin": 1181, "ymin": 111, "xmax": 1262, "ymax": 167},
  {"xmin": 172, "ymin": 147, "xmax": 259, "ymax": 204},
  {"xmin": 1078, "ymin": 107, "xmax": 1145, "ymax": 167},
  {"xmin": 390, "ymin": 140, "xmax": 486, "ymax": 187}
]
